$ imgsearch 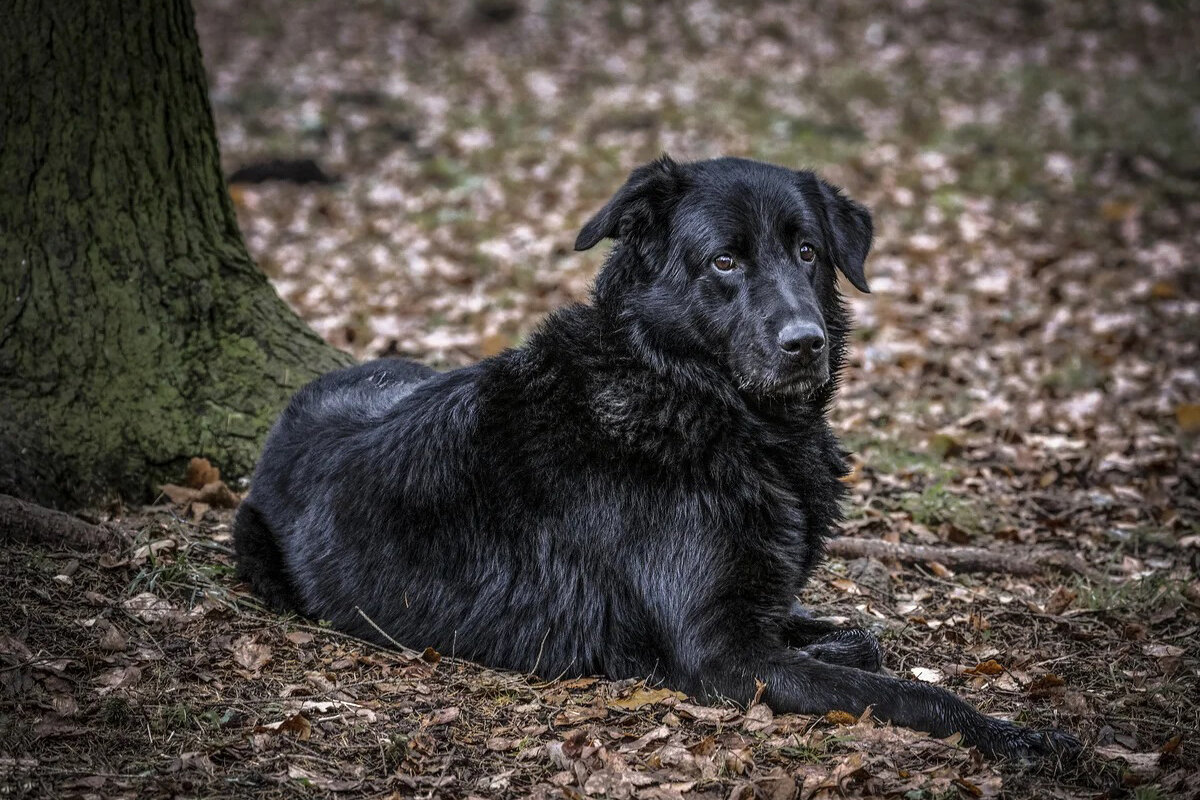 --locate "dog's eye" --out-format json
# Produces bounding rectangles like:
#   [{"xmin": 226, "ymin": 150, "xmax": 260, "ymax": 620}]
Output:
[
  {"xmin": 799, "ymin": 244, "xmax": 817, "ymax": 263},
  {"xmin": 712, "ymin": 254, "xmax": 737, "ymax": 272}
]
